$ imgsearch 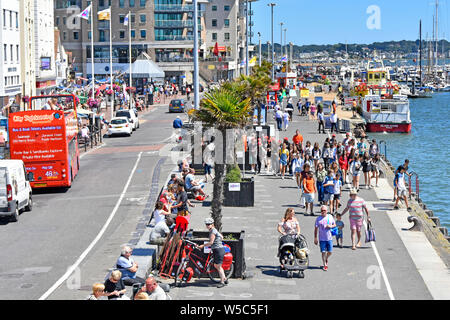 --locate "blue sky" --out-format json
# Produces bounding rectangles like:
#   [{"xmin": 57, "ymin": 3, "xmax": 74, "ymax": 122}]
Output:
[{"xmin": 250, "ymin": 0, "xmax": 450, "ymax": 45}]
